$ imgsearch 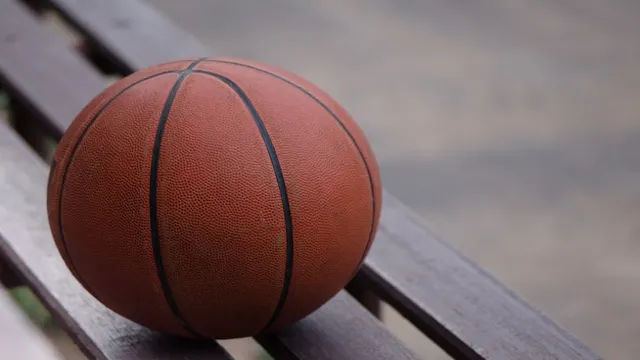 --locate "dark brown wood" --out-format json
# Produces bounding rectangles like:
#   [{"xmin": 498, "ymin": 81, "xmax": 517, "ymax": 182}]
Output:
[
  {"xmin": 0, "ymin": 0, "xmax": 105, "ymax": 140},
  {"xmin": 42, "ymin": 0, "xmax": 210, "ymax": 74},
  {"xmin": 0, "ymin": 0, "xmax": 603, "ymax": 357},
  {"xmin": 0, "ymin": 109, "xmax": 420, "ymax": 360},
  {"xmin": 0, "ymin": 287, "xmax": 64, "ymax": 359},
  {"xmin": 362, "ymin": 192, "xmax": 603, "ymax": 360},
  {"xmin": 0, "ymin": 261, "xmax": 22, "ymax": 288},
  {"xmin": 8, "ymin": 97, "xmax": 52, "ymax": 159},
  {"xmin": 345, "ymin": 273, "xmax": 381, "ymax": 317},
  {"xmin": 257, "ymin": 292, "xmax": 417, "ymax": 360},
  {"xmin": 19, "ymin": 0, "xmax": 50, "ymax": 14},
  {"xmin": 74, "ymin": 39, "xmax": 122, "ymax": 75},
  {"xmin": 0, "ymin": 2, "xmax": 422, "ymax": 359},
  {"xmin": 0, "ymin": 121, "xmax": 235, "ymax": 360},
  {"xmin": 0, "ymin": 2, "xmax": 234, "ymax": 358},
  {"xmin": 0, "ymin": 0, "xmax": 605, "ymax": 359}
]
